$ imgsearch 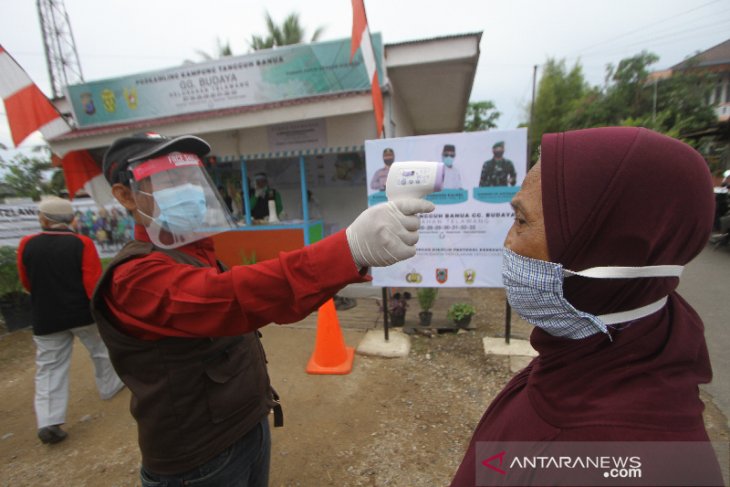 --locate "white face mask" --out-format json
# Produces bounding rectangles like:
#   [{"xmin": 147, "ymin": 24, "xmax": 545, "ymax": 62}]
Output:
[{"xmin": 502, "ymin": 248, "xmax": 684, "ymax": 340}]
